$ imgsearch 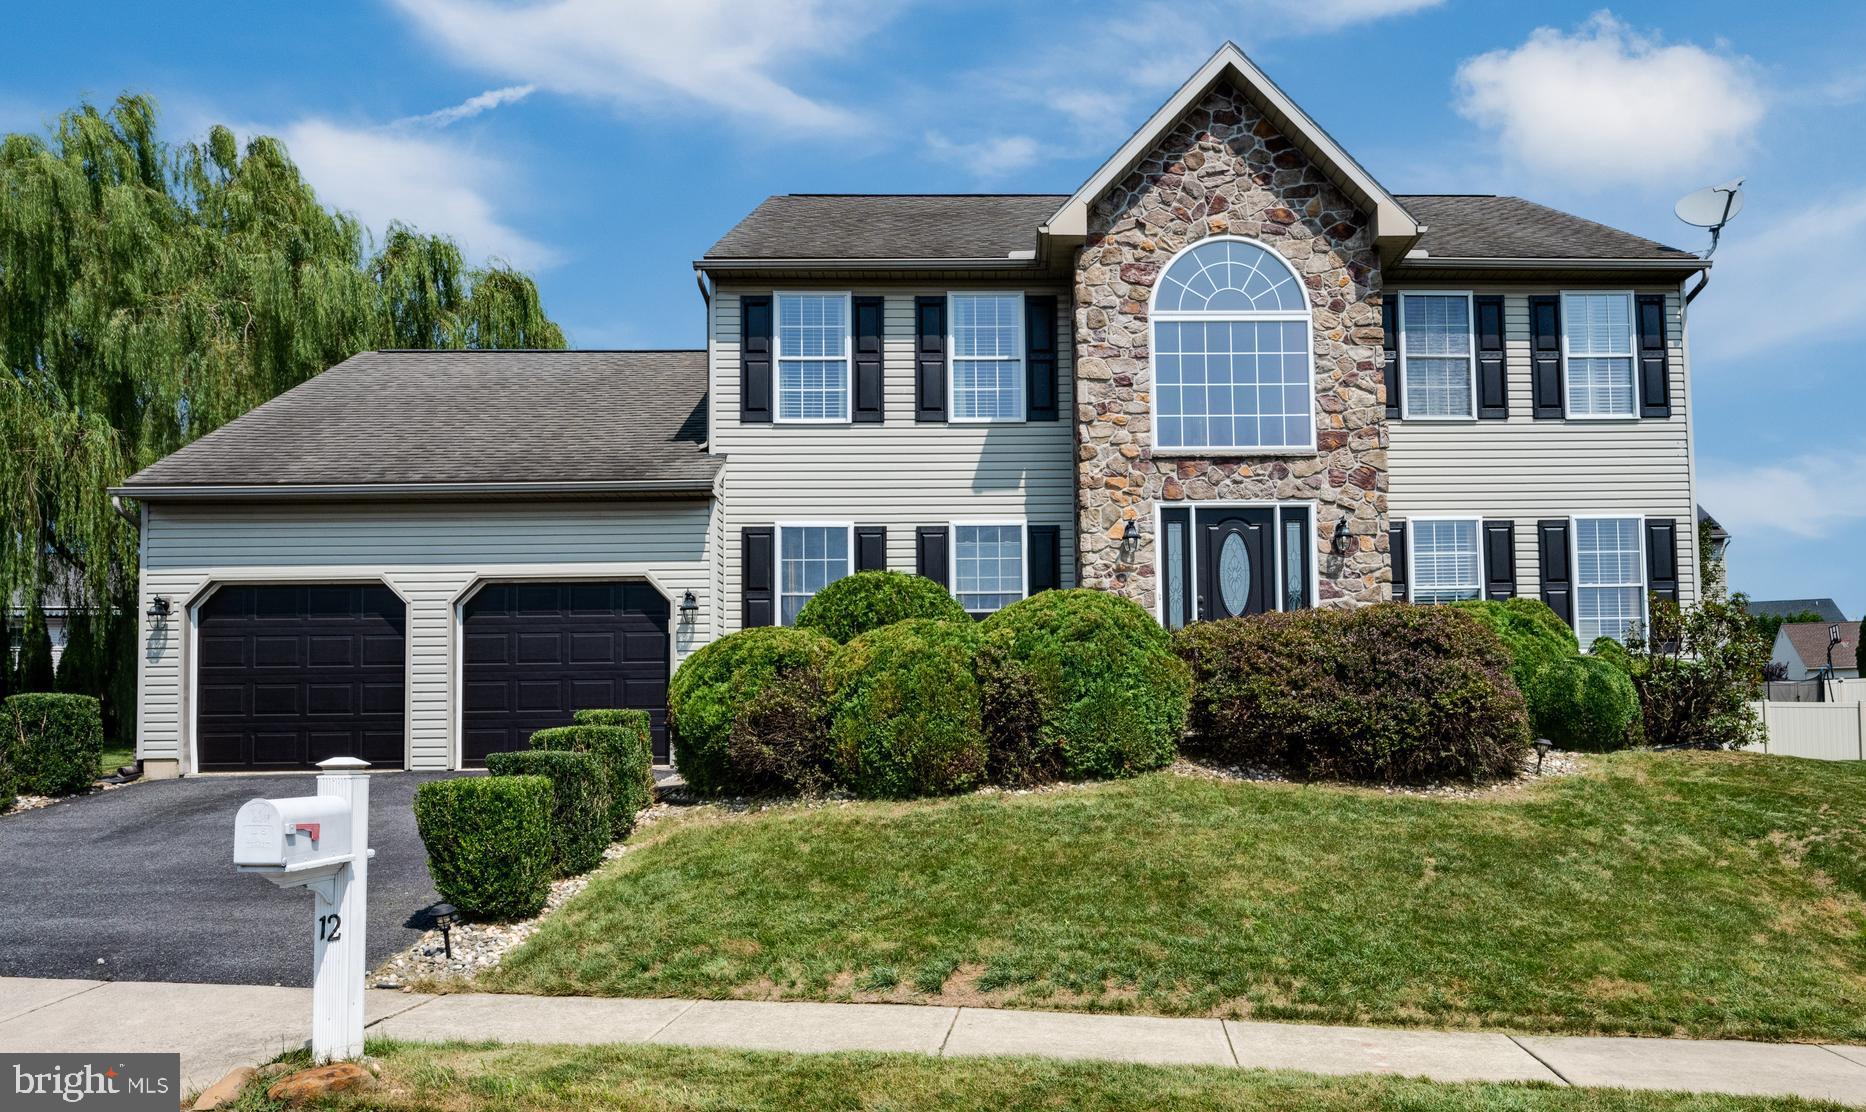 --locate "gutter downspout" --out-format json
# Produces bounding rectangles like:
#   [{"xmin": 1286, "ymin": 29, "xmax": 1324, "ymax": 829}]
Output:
[{"xmin": 1685, "ymin": 271, "xmax": 1710, "ymax": 305}]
